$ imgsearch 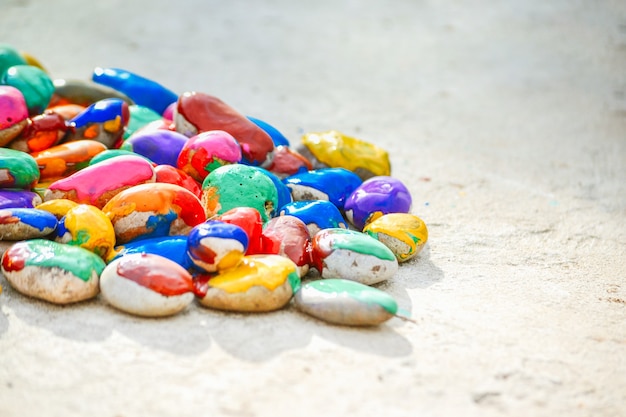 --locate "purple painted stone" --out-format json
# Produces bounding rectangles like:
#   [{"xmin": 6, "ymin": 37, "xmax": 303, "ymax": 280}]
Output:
[
  {"xmin": 344, "ymin": 176, "xmax": 412, "ymax": 230},
  {"xmin": 123, "ymin": 130, "xmax": 188, "ymax": 166},
  {"xmin": 0, "ymin": 190, "xmax": 42, "ymax": 209}
]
